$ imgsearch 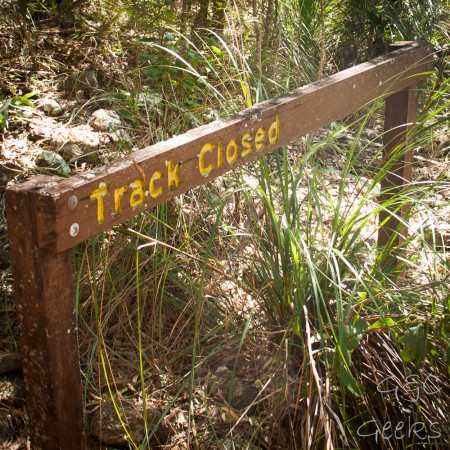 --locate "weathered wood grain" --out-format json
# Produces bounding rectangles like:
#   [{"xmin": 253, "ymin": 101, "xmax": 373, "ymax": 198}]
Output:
[
  {"xmin": 6, "ymin": 41, "xmax": 432, "ymax": 253},
  {"xmin": 377, "ymin": 43, "xmax": 423, "ymax": 271},
  {"xmin": 5, "ymin": 177, "xmax": 86, "ymax": 450}
]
